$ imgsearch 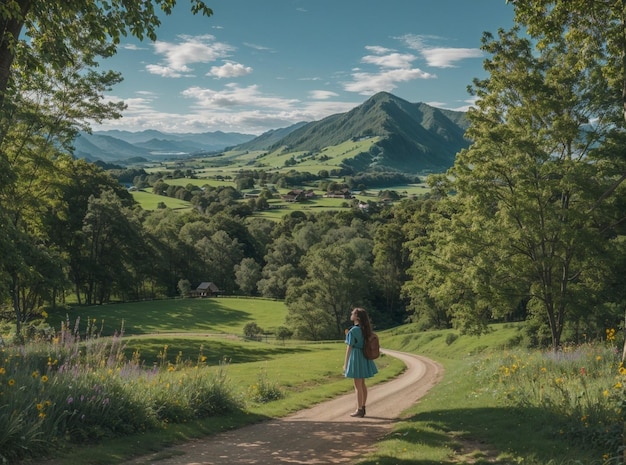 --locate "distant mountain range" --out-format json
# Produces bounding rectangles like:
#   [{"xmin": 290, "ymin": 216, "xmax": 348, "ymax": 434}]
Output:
[{"xmin": 75, "ymin": 92, "xmax": 470, "ymax": 173}]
